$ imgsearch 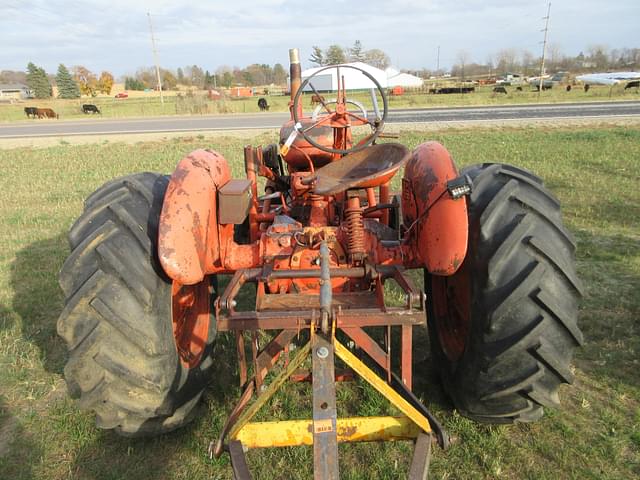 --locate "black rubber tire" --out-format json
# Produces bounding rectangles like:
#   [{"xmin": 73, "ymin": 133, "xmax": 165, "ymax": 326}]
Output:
[
  {"xmin": 425, "ymin": 163, "xmax": 583, "ymax": 423},
  {"xmin": 57, "ymin": 172, "xmax": 216, "ymax": 437}
]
